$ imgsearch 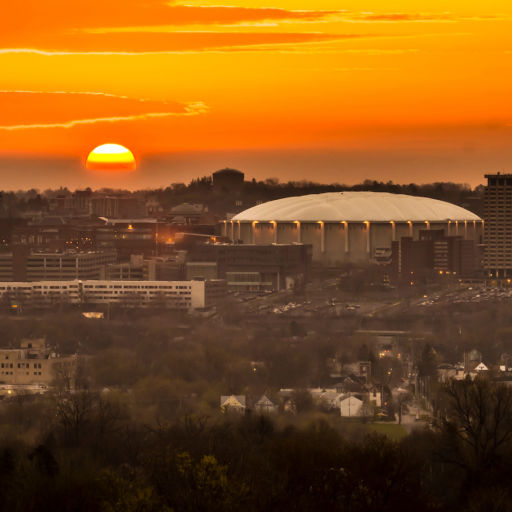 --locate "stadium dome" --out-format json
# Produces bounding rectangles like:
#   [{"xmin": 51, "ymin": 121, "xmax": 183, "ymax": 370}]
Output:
[
  {"xmin": 223, "ymin": 192, "xmax": 483, "ymax": 264},
  {"xmin": 232, "ymin": 192, "xmax": 481, "ymax": 223}
]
